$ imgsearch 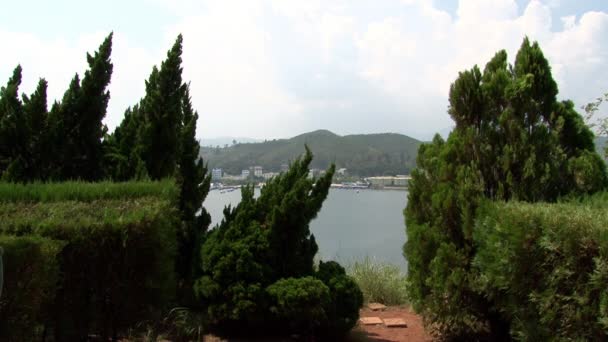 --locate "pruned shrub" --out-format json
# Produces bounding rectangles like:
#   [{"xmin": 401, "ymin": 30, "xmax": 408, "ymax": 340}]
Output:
[
  {"xmin": 474, "ymin": 197, "xmax": 608, "ymax": 340},
  {"xmin": 0, "ymin": 182, "xmax": 179, "ymax": 340},
  {"xmin": 0, "ymin": 235, "xmax": 64, "ymax": 341},
  {"xmin": 267, "ymin": 277, "xmax": 330, "ymax": 334},
  {"xmin": 317, "ymin": 261, "xmax": 363, "ymax": 336}
]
